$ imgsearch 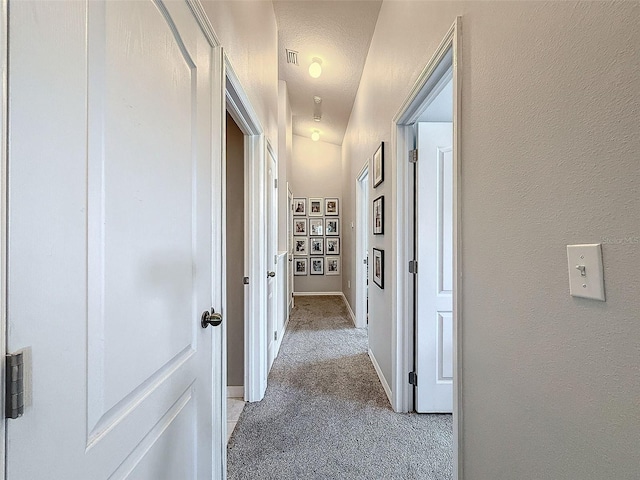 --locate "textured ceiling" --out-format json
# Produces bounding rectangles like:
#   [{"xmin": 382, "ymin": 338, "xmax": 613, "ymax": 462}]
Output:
[{"xmin": 273, "ymin": 1, "xmax": 382, "ymax": 146}]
